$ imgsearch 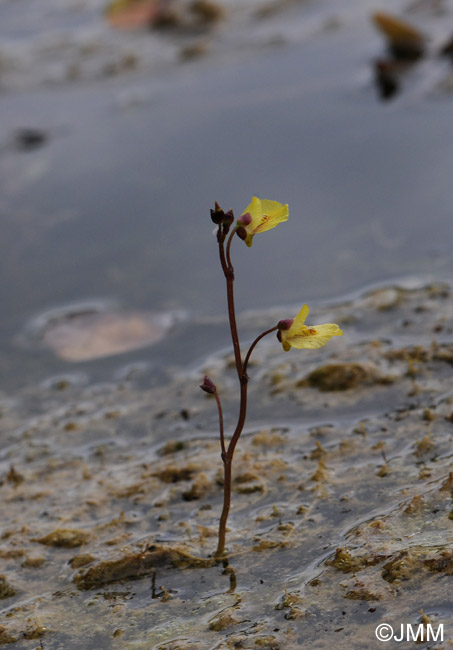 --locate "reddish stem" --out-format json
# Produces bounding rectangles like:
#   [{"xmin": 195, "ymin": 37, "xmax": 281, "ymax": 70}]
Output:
[
  {"xmin": 214, "ymin": 390, "xmax": 226, "ymax": 459},
  {"xmin": 215, "ymin": 457, "xmax": 232, "ymax": 558},
  {"xmin": 243, "ymin": 326, "xmax": 278, "ymax": 377},
  {"xmin": 218, "ymin": 229, "xmax": 242, "ymax": 380},
  {"xmin": 225, "ymin": 227, "xmax": 237, "ymax": 271},
  {"xmin": 214, "ymin": 225, "xmax": 279, "ymax": 558}
]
